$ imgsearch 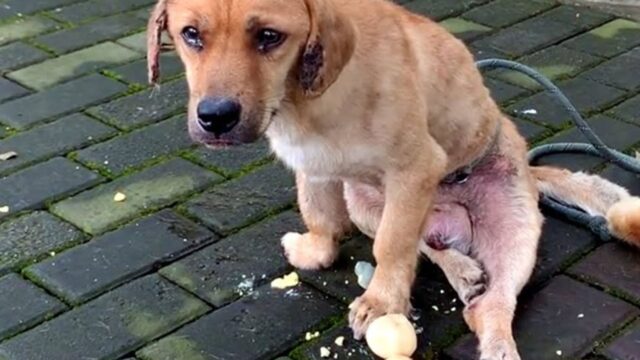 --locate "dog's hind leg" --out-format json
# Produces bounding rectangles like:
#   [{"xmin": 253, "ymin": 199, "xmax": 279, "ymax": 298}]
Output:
[{"xmin": 463, "ymin": 182, "xmax": 542, "ymax": 360}]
